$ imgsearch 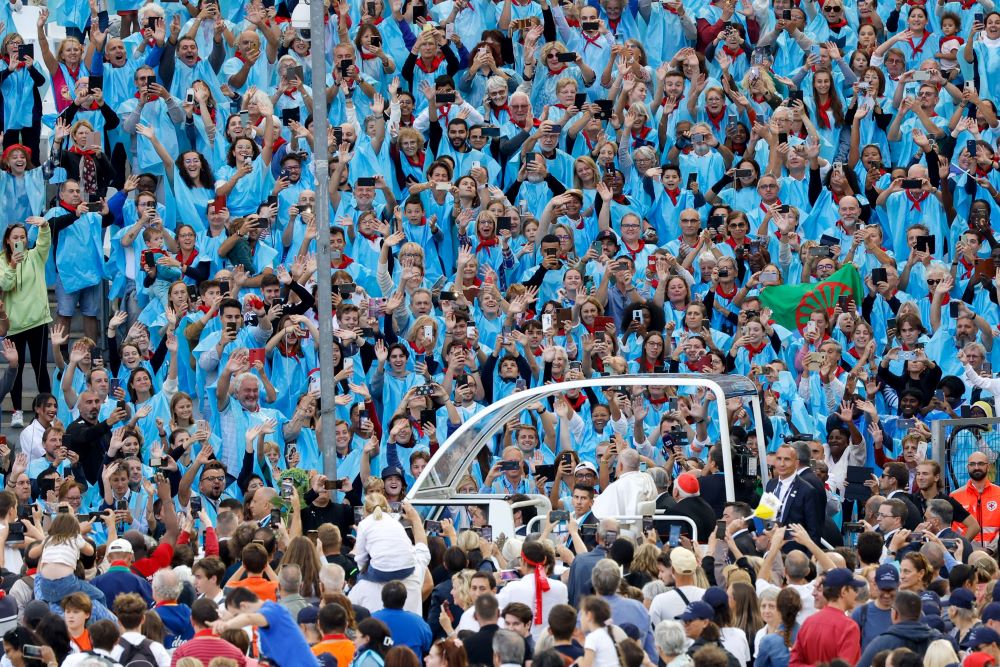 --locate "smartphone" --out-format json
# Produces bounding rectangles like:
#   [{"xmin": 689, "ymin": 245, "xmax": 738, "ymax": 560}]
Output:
[
  {"xmin": 782, "ymin": 8, "xmax": 791, "ymax": 19},
  {"xmin": 668, "ymin": 524, "xmax": 681, "ymax": 547},
  {"xmin": 499, "ymin": 460, "xmax": 521, "ymax": 471},
  {"xmin": 871, "ymin": 268, "xmax": 888, "ymax": 285},
  {"xmin": 549, "ymin": 510, "xmax": 569, "ymax": 522},
  {"xmin": 435, "ymin": 92, "xmax": 456, "ymax": 104},
  {"xmin": 715, "ymin": 520, "xmax": 726, "ymax": 539},
  {"xmin": 414, "ymin": 384, "xmax": 436, "ymax": 397},
  {"xmin": 556, "ymin": 51, "xmax": 577, "ymax": 63},
  {"xmin": 239, "ymin": 110, "xmax": 250, "ymax": 127},
  {"xmin": 425, "ymin": 519, "xmax": 443, "ymax": 533},
  {"xmin": 190, "ymin": 496, "xmax": 203, "ymax": 514},
  {"xmin": 419, "ymin": 408, "xmax": 436, "ymax": 425},
  {"xmin": 11, "ymin": 240, "xmax": 24, "ymax": 255},
  {"xmin": 901, "ymin": 178, "xmax": 922, "ymax": 189},
  {"xmin": 281, "ymin": 479, "xmax": 293, "ymax": 499},
  {"xmin": 17, "ymin": 43, "xmax": 34, "ymax": 62},
  {"xmin": 886, "ymin": 317, "xmax": 897, "ymax": 332},
  {"xmin": 642, "ymin": 515, "xmax": 654, "ymax": 533},
  {"xmin": 950, "ymin": 301, "xmax": 961, "ymax": 318},
  {"xmin": 116, "ymin": 499, "xmax": 128, "ymax": 511},
  {"xmin": 500, "ymin": 569, "xmax": 519, "ymax": 582},
  {"xmin": 270, "ymin": 508, "xmax": 282, "ymax": 525}
]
